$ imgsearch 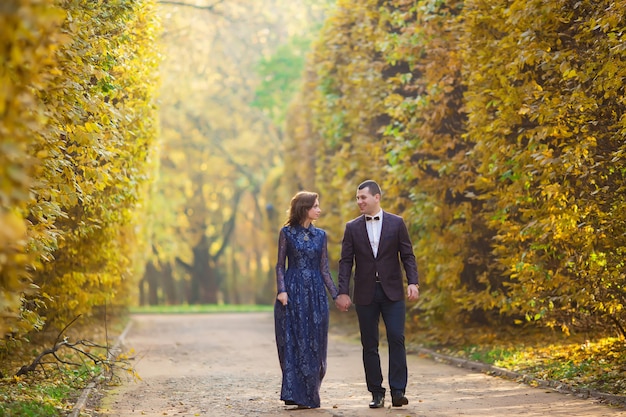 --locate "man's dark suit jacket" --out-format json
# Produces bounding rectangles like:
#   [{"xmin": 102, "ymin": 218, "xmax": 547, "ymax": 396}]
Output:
[{"xmin": 338, "ymin": 211, "xmax": 419, "ymax": 305}]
